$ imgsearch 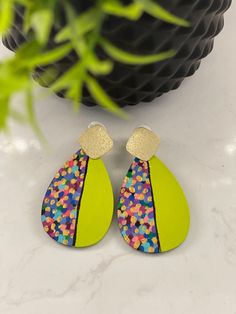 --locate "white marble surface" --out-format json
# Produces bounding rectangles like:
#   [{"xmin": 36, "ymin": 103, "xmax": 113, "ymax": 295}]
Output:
[{"xmin": 0, "ymin": 5, "xmax": 236, "ymax": 314}]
